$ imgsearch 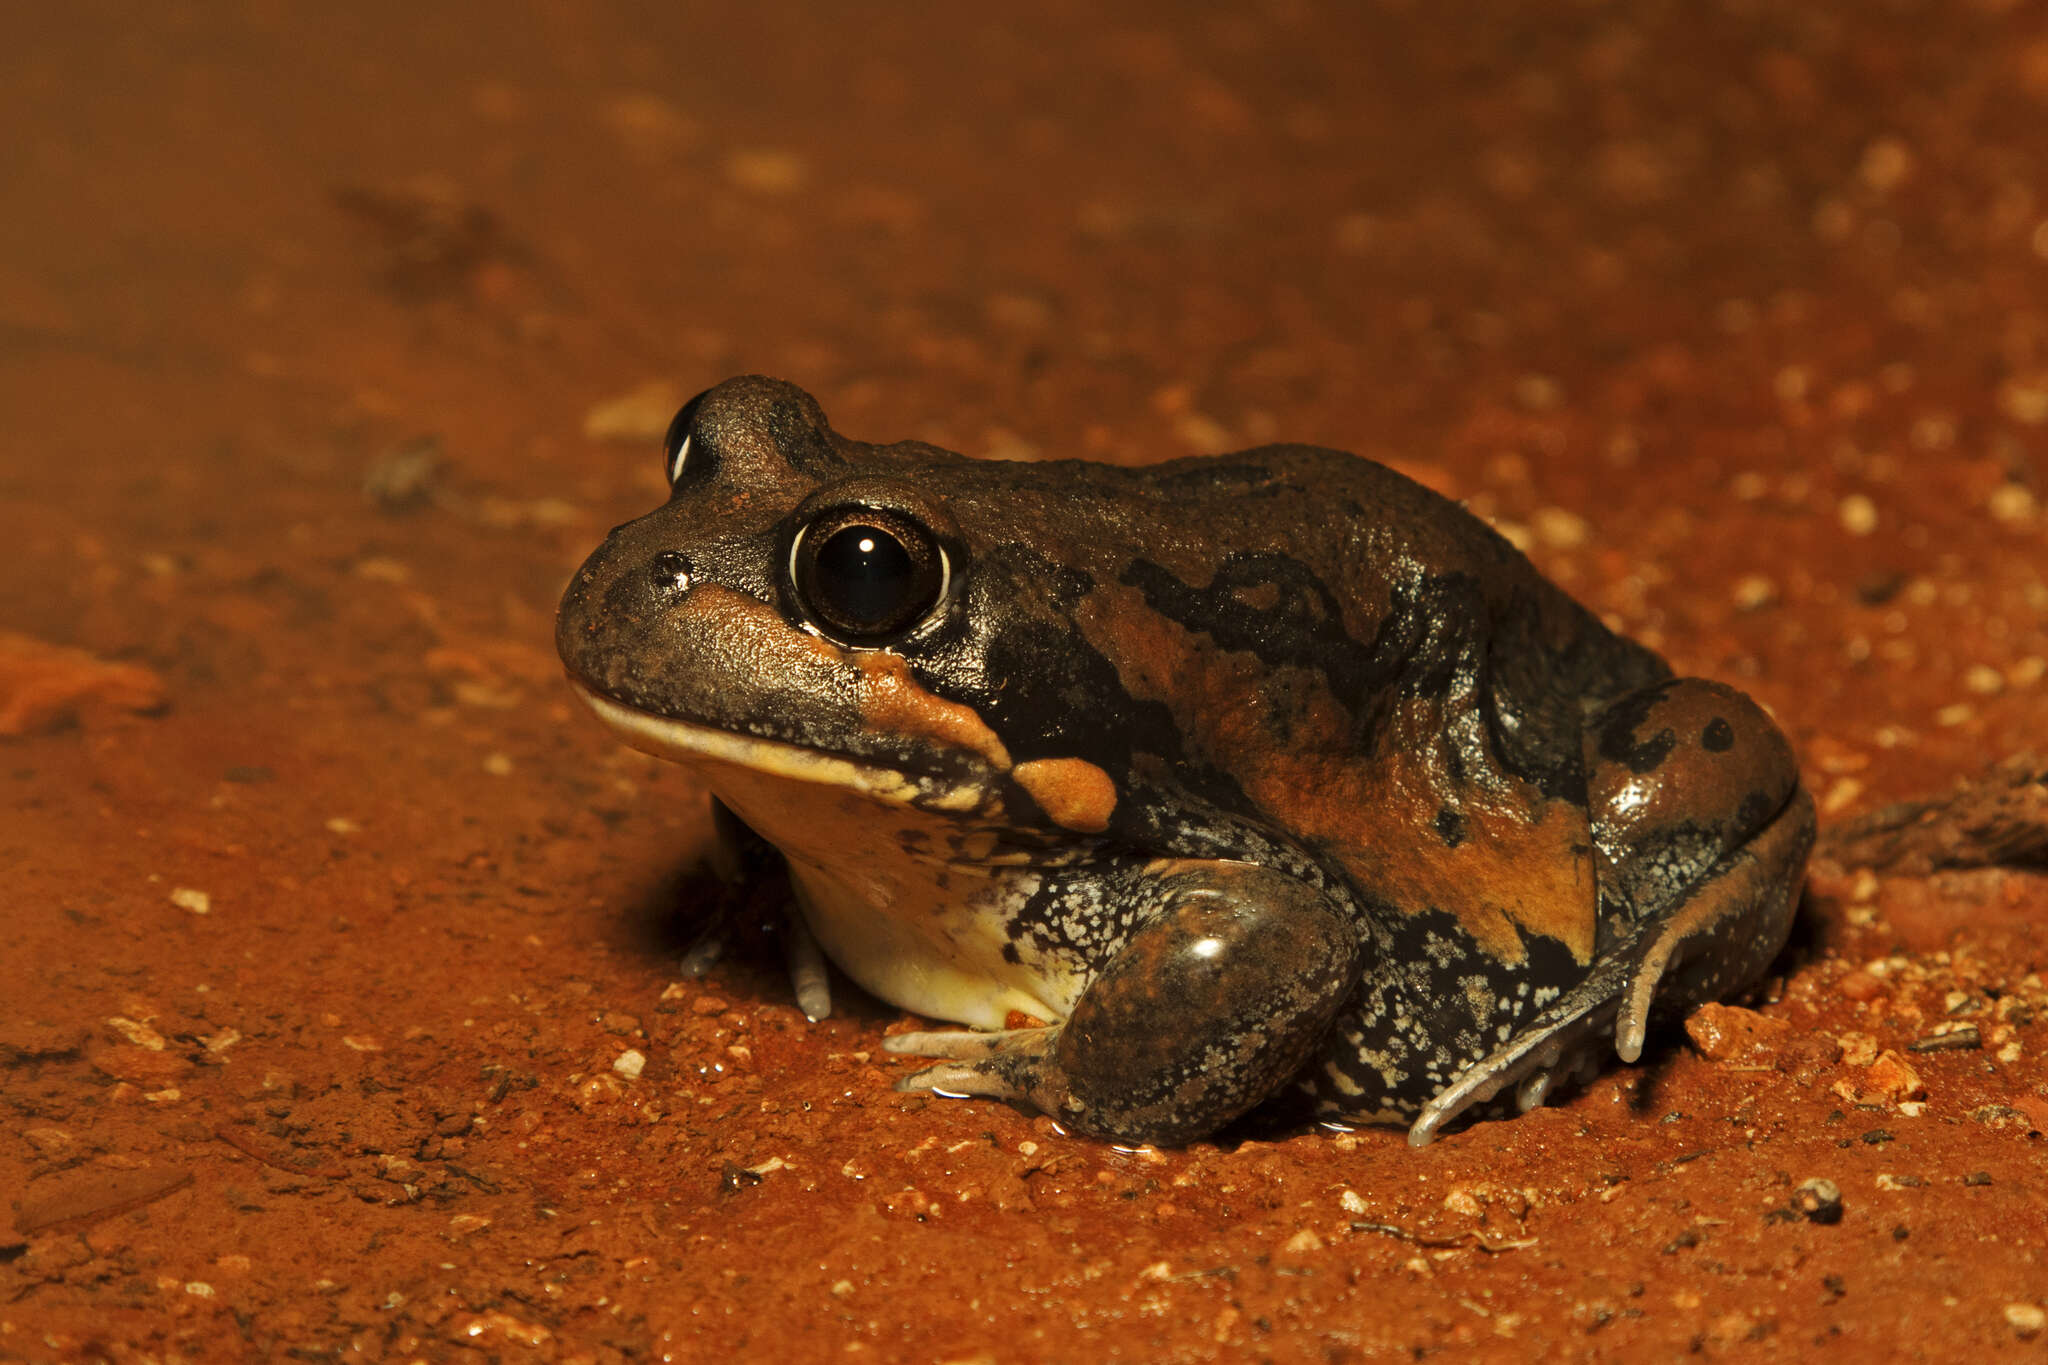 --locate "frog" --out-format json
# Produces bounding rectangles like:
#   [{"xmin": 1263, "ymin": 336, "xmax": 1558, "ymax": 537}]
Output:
[{"xmin": 555, "ymin": 375, "xmax": 1815, "ymax": 1147}]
